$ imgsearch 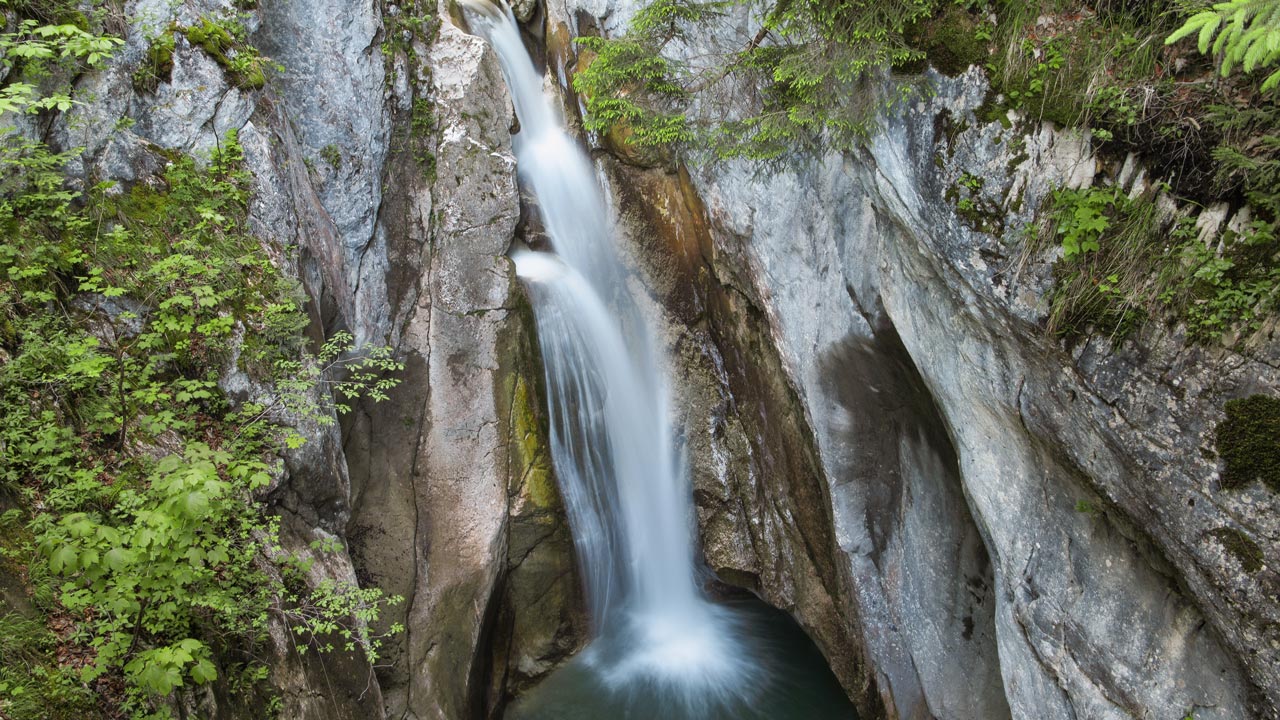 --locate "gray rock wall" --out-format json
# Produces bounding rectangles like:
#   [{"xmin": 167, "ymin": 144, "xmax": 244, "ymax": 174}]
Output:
[
  {"xmin": 46, "ymin": 0, "xmax": 1279, "ymax": 717},
  {"xmin": 685, "ymin": 70, "xmax": 1276, "ymax": 718},
  {"xmin": 543, "ymin": 0, "xmax": 1276, "ymax": 715}
]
